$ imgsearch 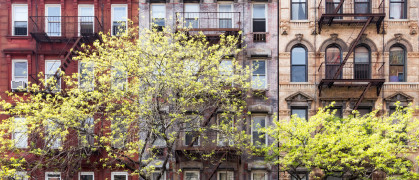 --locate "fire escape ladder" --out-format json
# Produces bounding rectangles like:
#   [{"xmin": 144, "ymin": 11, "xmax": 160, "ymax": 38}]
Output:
[
  {"xmin": 207, "ymin": 151, "xmax": 228, "ymax": 180},
  {"xmin": 329, "ymin": 16, "xmax": 373, "ymax": 87},
  {"xmin": 327, "ymin": 0, "xmax": 345, "ymax": 25},
  {"xmin": 353, "ymin": 82, "xmax": 372, "ymax": 110}
]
